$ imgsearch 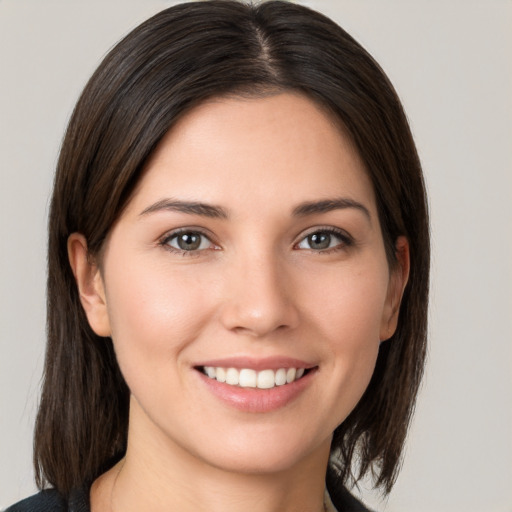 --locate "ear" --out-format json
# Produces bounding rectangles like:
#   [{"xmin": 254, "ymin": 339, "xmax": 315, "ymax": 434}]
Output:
[
  {"xmin": 380, "ymin": 236, "xmax": 410, "ymax": 341},
  {"xmin": 67, "ymin": 233, "xmax": 111, "ymax": 337}
]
